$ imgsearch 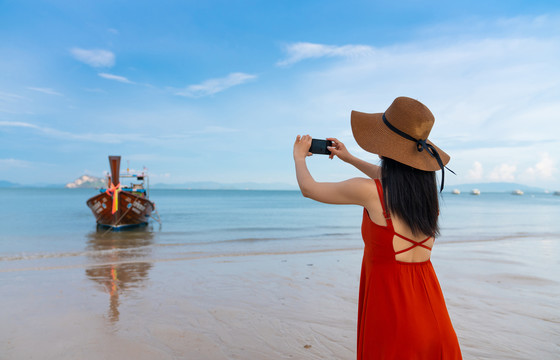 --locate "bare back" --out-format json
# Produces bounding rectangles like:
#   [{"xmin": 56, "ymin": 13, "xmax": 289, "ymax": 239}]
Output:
[{"xmin": 364, "ymin": 179, "xmax": 434, "ymax": 263}]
